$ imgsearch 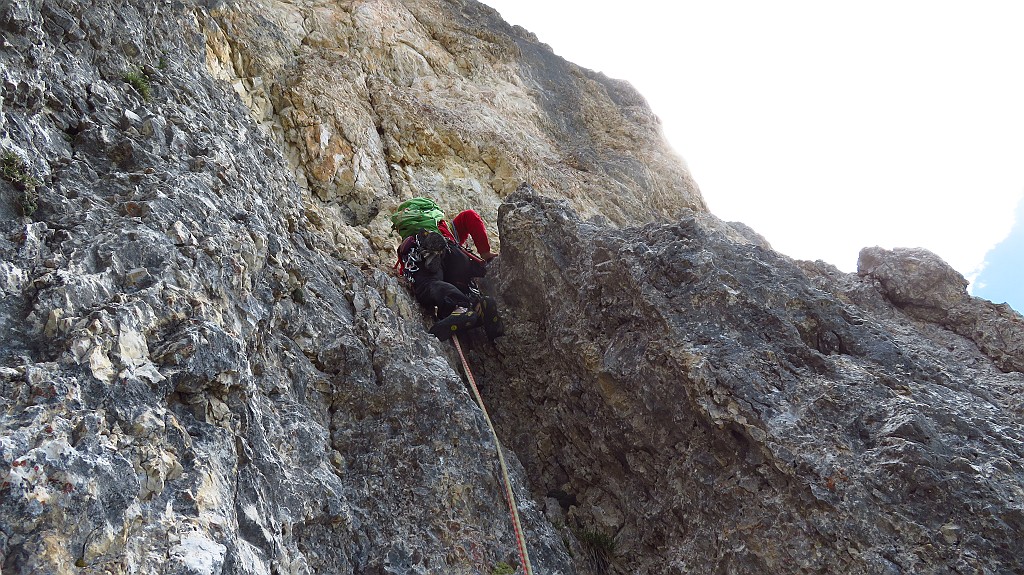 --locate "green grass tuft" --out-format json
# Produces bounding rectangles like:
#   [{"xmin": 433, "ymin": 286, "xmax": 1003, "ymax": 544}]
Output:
[
  {"xmin": 576, "ymin": 527, "xmax": 616, "ymax": 574},
  {"xmin": 123, "ymin": 69, "xmax": 152, "ymax": 101},
  {"xmin": 578, "ymin": 529, "xmax": 615, "ymax": 553},
  {"xmin": 491, "ymin": 562, "xmax": 515, "ymax": 575},
  {"xmin": 1, "ymin": 149, "xmax": 41, "ymax": 216}
]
